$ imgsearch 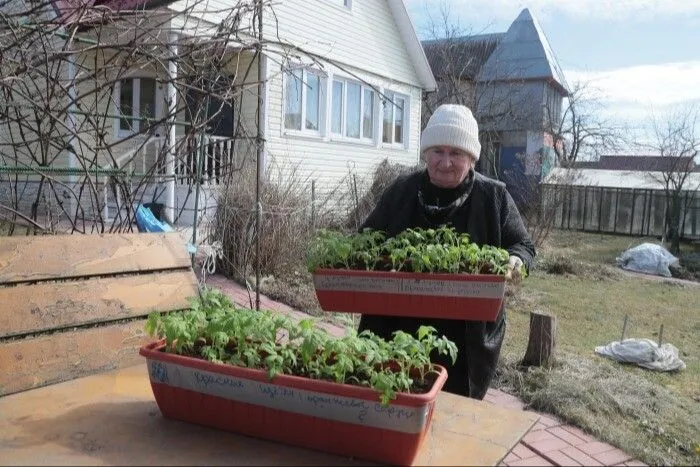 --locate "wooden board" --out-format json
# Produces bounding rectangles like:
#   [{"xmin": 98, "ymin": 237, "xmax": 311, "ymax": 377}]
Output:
[
  {"xmin": 0, "ymin": 232, "xmax": 190, "ymax": 285},
  {"xmin": 0, "ymin": 364, "xmax": 538, "ymax": 466},
  {"xmin": 0, "ymin": 321, "xmax": 152, "ymax": 397},
  {"xmin": 0, "ymin": 271, "xmax": 198, "ymax": 339}
]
